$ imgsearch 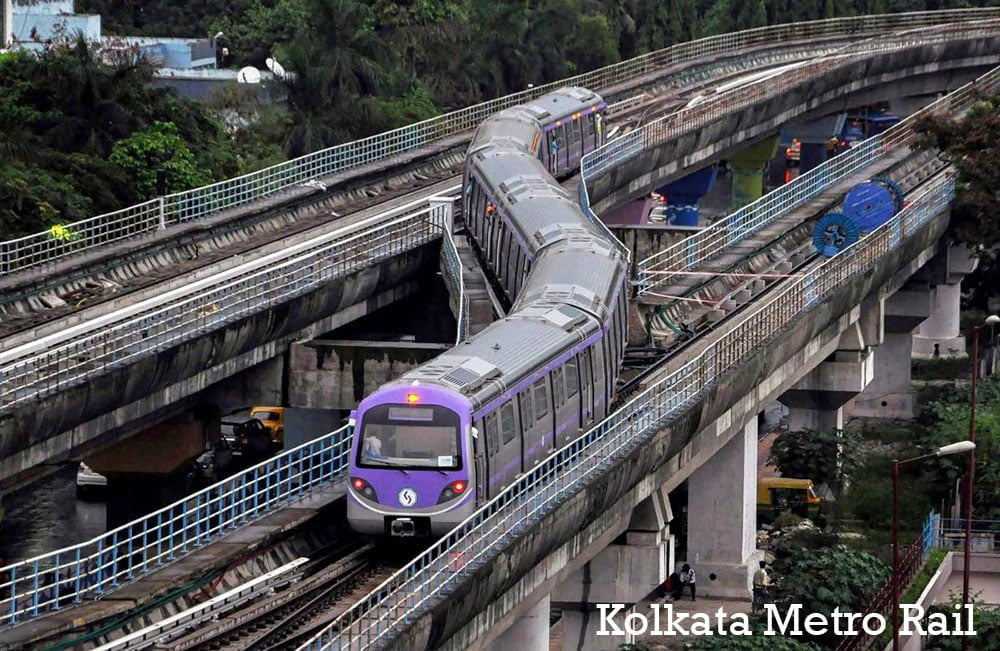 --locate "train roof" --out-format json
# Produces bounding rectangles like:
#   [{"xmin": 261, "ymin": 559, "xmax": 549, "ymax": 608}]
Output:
[
  {"xmin": 514, "ymin": 240, "xmax": 628, "ymax": 322},
  {"xmin": 520, "ymin": 87, "xmax": 605, "ymax": 126},
  {"xmin": 390, "ymin": 303, "xmax": 601, "ymax": 412},
  {"xmin": 473, "ymin": 109, "xmax": 541, "ymax": 155},
  {"xmin": 470, "ymin": 149, "xmax": 602, "ymax": 256}
]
